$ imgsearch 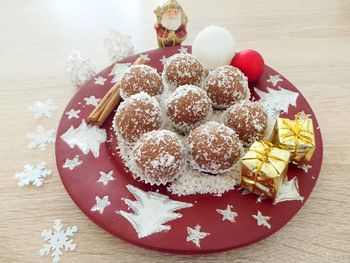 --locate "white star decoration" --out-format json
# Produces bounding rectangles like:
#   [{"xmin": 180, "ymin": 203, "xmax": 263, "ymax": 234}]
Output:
[
  {"xmin": 62, "ymin": 156, "xmax": 83, "ymax": 170},
  {"xmin": 84, "ymin": 96, "xmax": 100, "ymax": 107},
  {"xmin": 186, "ymin": 225, "xmax": 210, "ymax": 248},
  {"xmin": 65, "ymin": 109, "xmax": 80, "ymax": 119},
  {"xmin": 97, "ymin": 170, "xmax": 115, "ymax": 186},
  {"xmin": 15, "ymin": 162, "xmax": 52, "ymax": 187},
  {"xmin": 252, "ymin": 210, "xmax": 271, "ymax": 229},
  {"xmin": 94, "ymin": 76, "xmax": 106, "ymax": 85},
  {"xmin": 28, "ymin": 100, "xmax": 58, "ymax": 119},
  {"xmin": 297, "ymin": 163, "xmax": 312, "ymax": 173},
  {"xmin": 267, "ymin": 74, "xmax": 283, "ymax": 86},
  {"xmin": 160, "ymin": 55, "xmax": 168, "ymax": 66},
  {"xmin": 274, "ymin": 177, "xmax": 304, "ymax": 204},
  {"xmin": 216, "ymin": 205, "xmax": 238, "ymax": 223},
  {"xmin": 91, "ymin": 196, "xmax": 111, "ymax": 214},
  {"xmin": 139, "ymin": 53, "xmax": 150, "ymax": 62},
  {"xmin": 178, "ymin": 46, "xmax": 188, "ymax": 54},
  {"xmin": 26, "ymin": 126, "xmax": 55, "ymax": 151}
]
